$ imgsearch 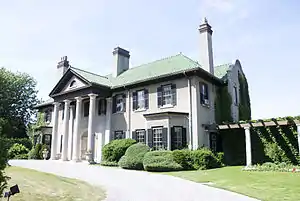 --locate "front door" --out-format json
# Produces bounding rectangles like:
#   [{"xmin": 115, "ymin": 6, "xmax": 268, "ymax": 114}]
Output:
[{"xmin": 209, "ymin": 132, "xmax": 222, "ymax": 152}]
